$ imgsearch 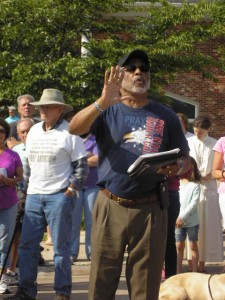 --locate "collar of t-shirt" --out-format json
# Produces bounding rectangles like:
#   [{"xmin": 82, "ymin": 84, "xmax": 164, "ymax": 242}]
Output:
[{"xmin": 42, "ymin": 117, "xmax": 63, "ymax": 131}]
